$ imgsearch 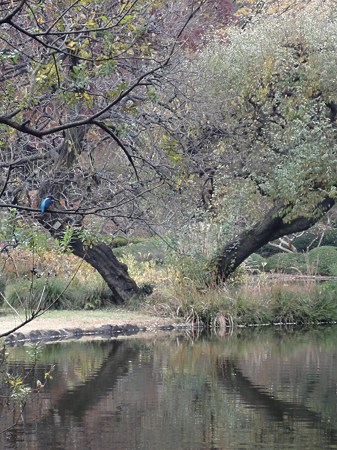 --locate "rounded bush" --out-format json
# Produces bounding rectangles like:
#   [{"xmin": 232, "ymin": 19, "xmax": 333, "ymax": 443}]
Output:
[
  {"xmin": 245, "ymin": 253, "xmax": 267, "ymax": 273},
  {"xmin": 265, "ymin": 252, "xmax": 306, "ymax": 274},
  {"xmin": 308, "ymin": 246, "xmax": 337, "ymax": 276},
  {"xmin": 178, "ymin": 254, "xmax": 213, "ymax": 286}
]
